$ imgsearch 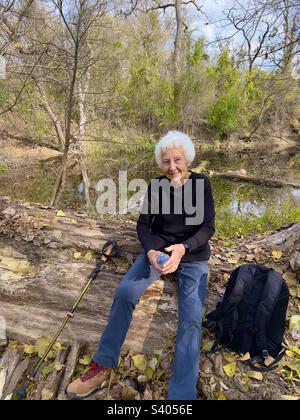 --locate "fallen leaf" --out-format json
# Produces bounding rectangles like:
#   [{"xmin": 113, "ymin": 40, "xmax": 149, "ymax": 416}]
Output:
[
  {"xmin": 56, "ymin": 210, "xmax": 66, "ymax": 217},
  {"xmin": 222, "ymin": 241, "xmax": 232, "ymax": 247},
  {"xmin": 73, "ymin": 252, "xmax": 81, "ymax": 259},
  {"xmin": 41, "ymin": 388, "xmax": 54, "ymax": 400},
  {"xmin": 132, "ymin": 354, "xmax": 147, "ymax": 372},
  {"xmin": 290, "ymin": 288, "xmax": 297, "ymax": 297},
  {"xmin": 283, "ymin": 272, "xmax": 298, "ymax": 286},
  {"xmin": 23, "ymin": 344, "xmax": 36, "ymax": 355},
  {"xmin": 281, "ymin": 395, "xmax": 300, "ymax": 400},
  {"xmin": 228, "ymin": 259, "xmax": 239, "ymax": 265},
  {"xmin": 84, "ymin": 251, "xmax": 93, "ymax": 261},
  {"xmin": 35, "ymin": 336, "xmax": 53, "ymax": 359},
  {"xmin": 148, "ymin": 357, "xmax": 158, "ymax": 371},
  {"xmin": 53, "ymin": 362, "xmax": 64, "ymax": 371},
  {"xmin": 282, "ymin": 360, "xmax": 300, "ymax": 378},
  {"xmin": 223, "ymin": 354, "xmax": 236, "ymax": 363},
  {"xmin": 71, "ymin": 219, "xmax": 77, "ymax": 224},
  {"xmin": 223, "ymin": 361, "xmax": 236, "ymax": 377},
  {"xmin": 144, "ymin": 367, "xmax": 154, "ymax": 379},
  {"xmin": 79, "ymin": 354, "xmax": 92, "ymax": 366},
  {"xmin": 272, "ymin": 250, "xmax": 282, "ymax": 260},
  {"xmin": 217, "ymin": 392, "xmax": 226, "ymax": 400},
  {"xmin": 201, "ymin": 338, "xmax": 214, "ymax": 352},
  {"xmin": 53, "ymin": 342, "xmax": 65, "ymax": 351},
  {"xmin": 40, "ymin": 365, "xmax": 55, "ymax": 377},
  {"xmin": 285, "ymin": 345, "xmax": 300, "ymax": 358},
  {"xmin": 239, "ymin": 352, "xmax": 251, "ymax": 361},
  {"xmin": 246, "ymin": 370, "xmax": 263, "ymax": 381}
]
